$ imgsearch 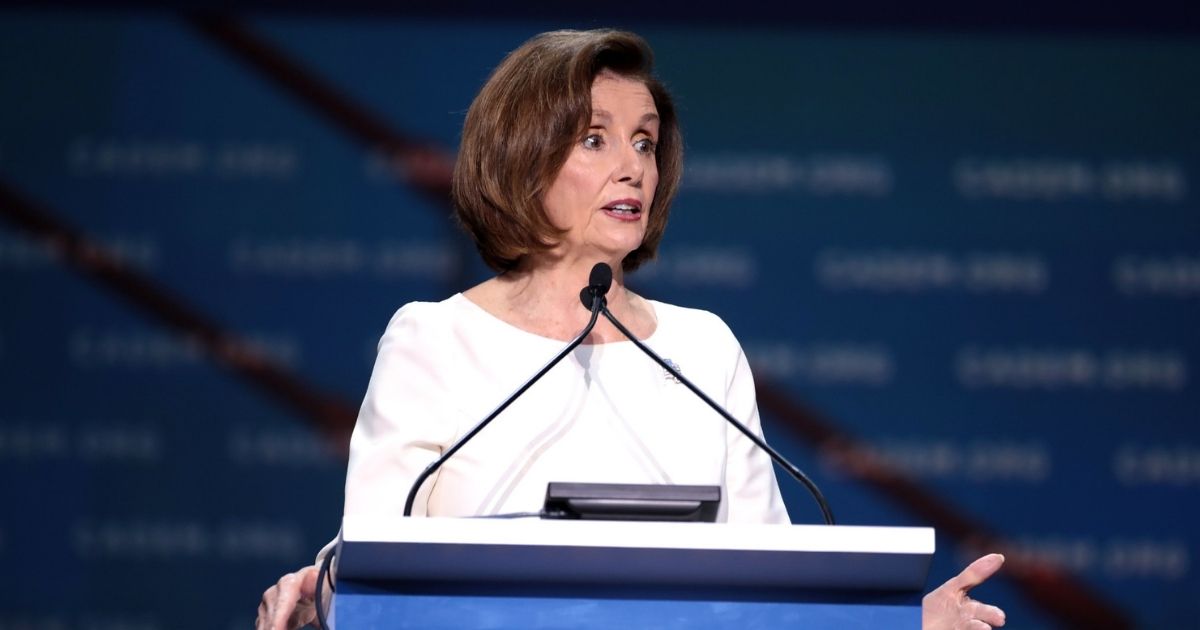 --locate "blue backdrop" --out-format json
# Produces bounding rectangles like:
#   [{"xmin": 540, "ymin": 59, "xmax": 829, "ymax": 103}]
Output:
[{"xmin": 1, "ymin": 9, "xmax": 1197, "ymax": 629}]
